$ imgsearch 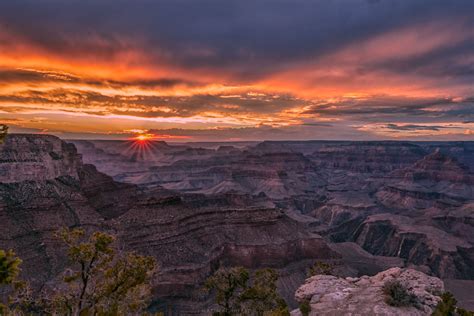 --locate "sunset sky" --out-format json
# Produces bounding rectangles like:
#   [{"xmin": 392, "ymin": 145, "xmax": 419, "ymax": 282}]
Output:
[{"xmin": 1, "ymin": 0, "xmax": 473, "ymax": 141}]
